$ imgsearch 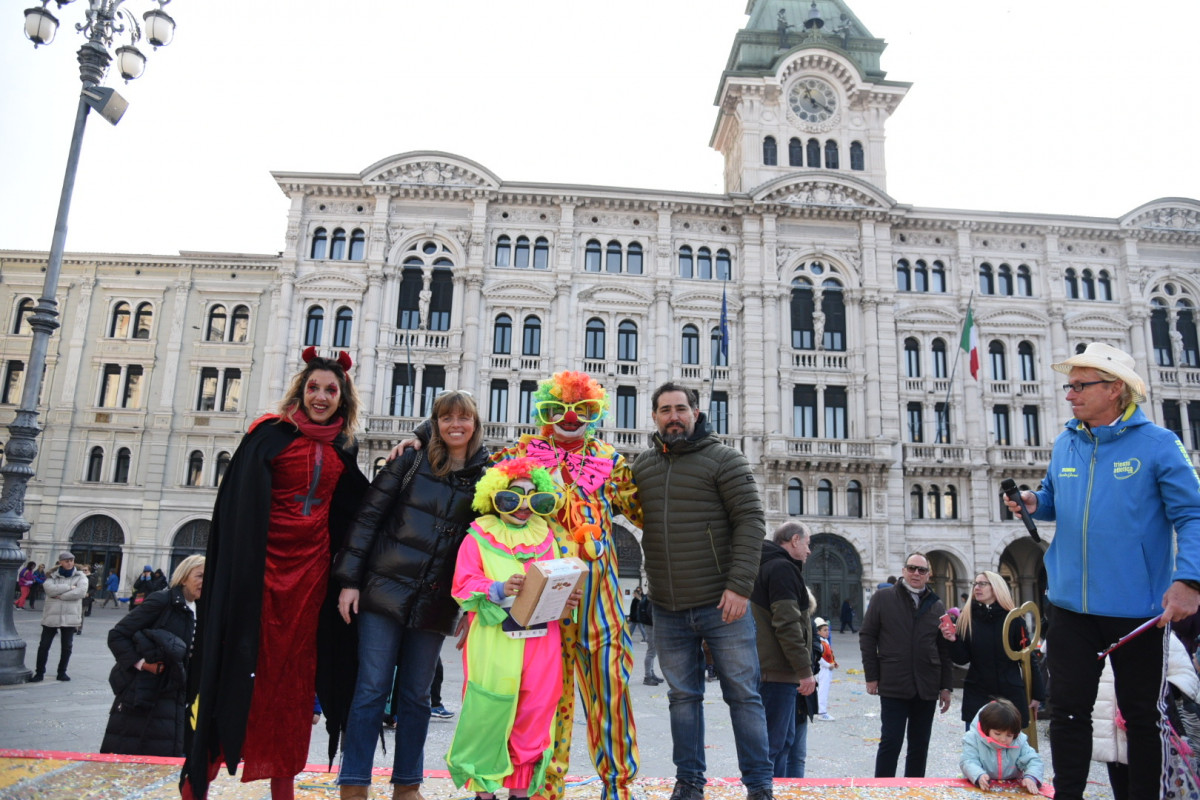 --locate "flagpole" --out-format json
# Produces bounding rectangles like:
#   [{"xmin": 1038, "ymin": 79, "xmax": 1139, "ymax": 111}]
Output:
[{"xmin": 940, "ymin": 292, "xmax": 975, "ymax": 443}]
